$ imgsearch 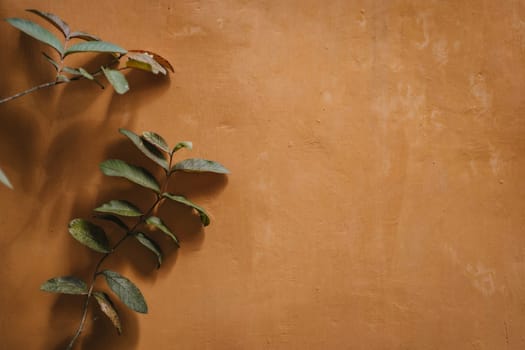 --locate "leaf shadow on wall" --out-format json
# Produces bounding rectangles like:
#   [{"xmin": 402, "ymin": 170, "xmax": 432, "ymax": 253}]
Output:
[
  {"xmin": 105, "ymin": 68, "xmax": 172, "ymax": 123},
  {"xmin": 3, "ymin": 64, "xmax": 172, "ymax": 350},
  {"xmin": 57, "ymin": 56, "xmax": 172, "ymax": 122}
]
